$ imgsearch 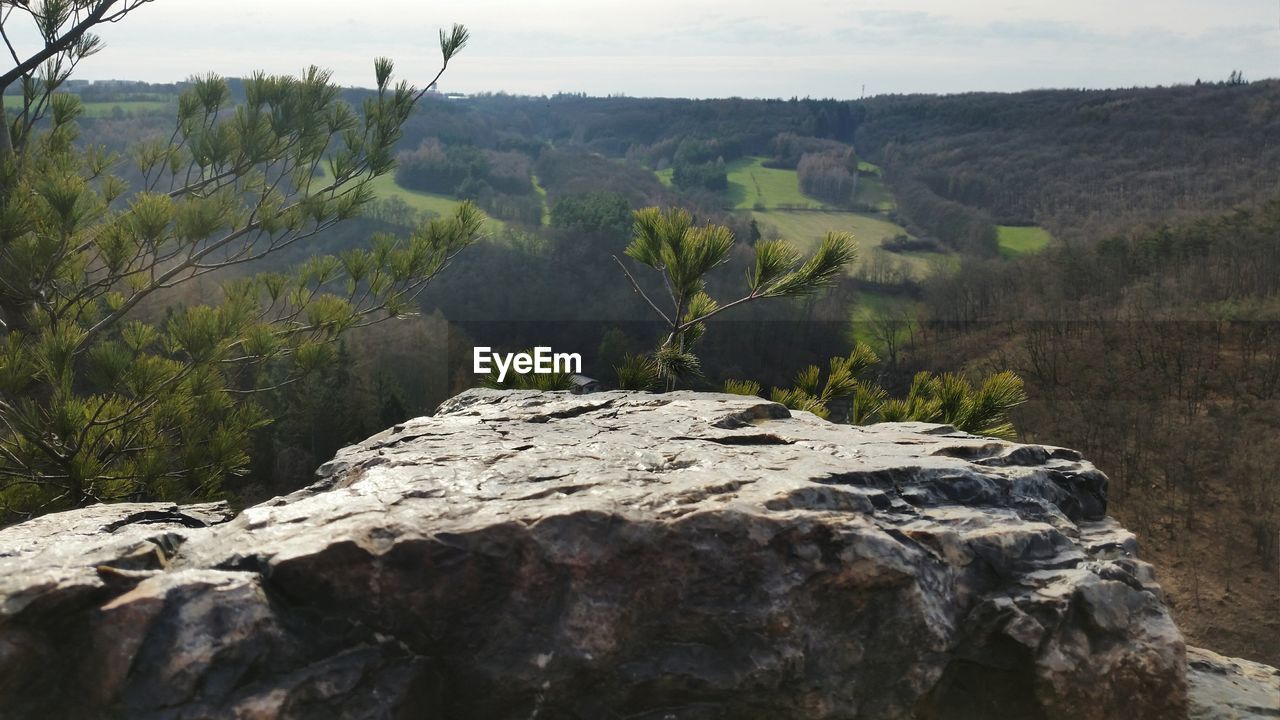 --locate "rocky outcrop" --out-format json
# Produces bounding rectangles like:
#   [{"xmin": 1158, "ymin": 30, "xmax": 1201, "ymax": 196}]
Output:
[
  {"xmin": 1188, "ymin": 647, "xmax": 1280, "ymax": 719},
  {"xmin": 0, "ymin": 389, "xmax": 1274, "ymax": 719}
]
